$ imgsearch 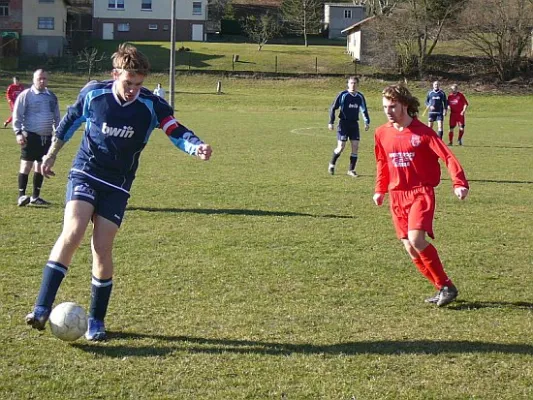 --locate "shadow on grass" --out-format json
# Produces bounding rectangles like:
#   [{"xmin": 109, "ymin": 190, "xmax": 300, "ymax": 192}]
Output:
[
  {"xmin": 127, "ymin": 206, "xmax": 355, "ymax": 219},
  {"xmin": 73, "ymin": 333, "xmax": 533, "ymax": 357},
  {"xmin": 448, "ymin": 300, "xmax": 533, "ymax": 311}
]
